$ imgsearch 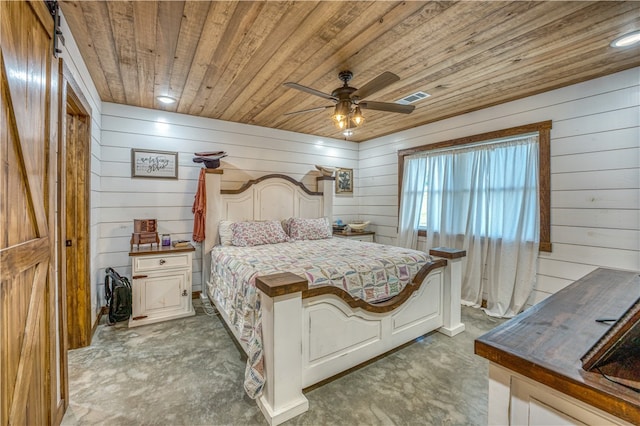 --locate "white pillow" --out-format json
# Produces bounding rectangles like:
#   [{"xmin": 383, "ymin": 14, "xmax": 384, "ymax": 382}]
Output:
[{"xmin": 218, "ymin": 220, "xmax": 234, "ymax": 246}]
